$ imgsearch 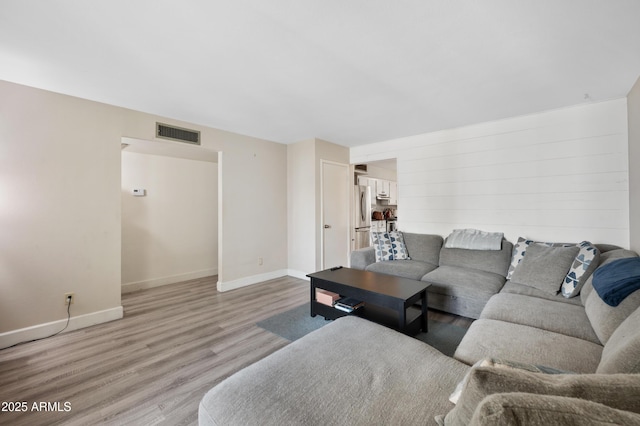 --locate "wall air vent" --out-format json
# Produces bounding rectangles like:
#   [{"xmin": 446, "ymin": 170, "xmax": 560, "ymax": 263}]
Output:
[{"xmin": 156, "ymin": 122, "xmax": 201, "ymax": 145}]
